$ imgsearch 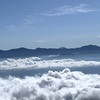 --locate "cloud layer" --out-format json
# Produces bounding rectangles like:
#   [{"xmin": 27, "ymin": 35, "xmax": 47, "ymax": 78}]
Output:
[
  {"xmin": 0, "ymin": 57, "xmax": 100, "ymax": 70},
  {"xmin": 0, "ymin": 68, "xmax": 100, "ymax": 100},
  {"xmin": 42, "ymin": 4, "xmax": 98, "ymax": 16}
]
